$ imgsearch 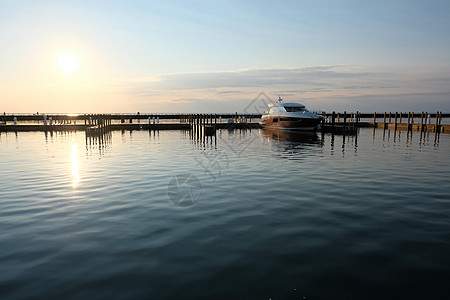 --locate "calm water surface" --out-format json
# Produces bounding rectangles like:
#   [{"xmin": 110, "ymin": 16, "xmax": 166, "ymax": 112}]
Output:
[{"xmin": 1, "ymin": 128, "xmax": 449, "ymax": 299}]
